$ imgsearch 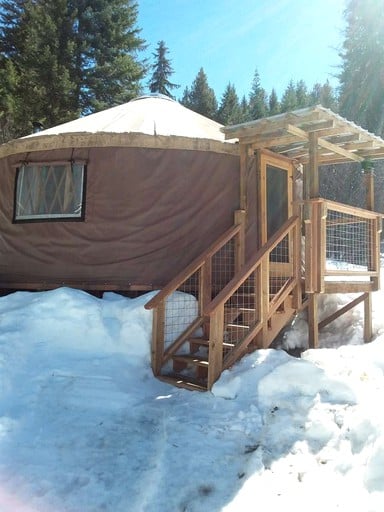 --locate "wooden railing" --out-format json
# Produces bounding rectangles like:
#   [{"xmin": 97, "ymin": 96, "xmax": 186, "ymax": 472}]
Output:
[
  {"xmin": 204, "ymin": 215, "xmax": 301, "ymax": 388},
  {"xmin": 145, "ymin": 211, "xmax": 245, "ymax": 376},
  {"xmin": 303, "ymin": 199, "xmax": 382, "ymax": 294}
]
